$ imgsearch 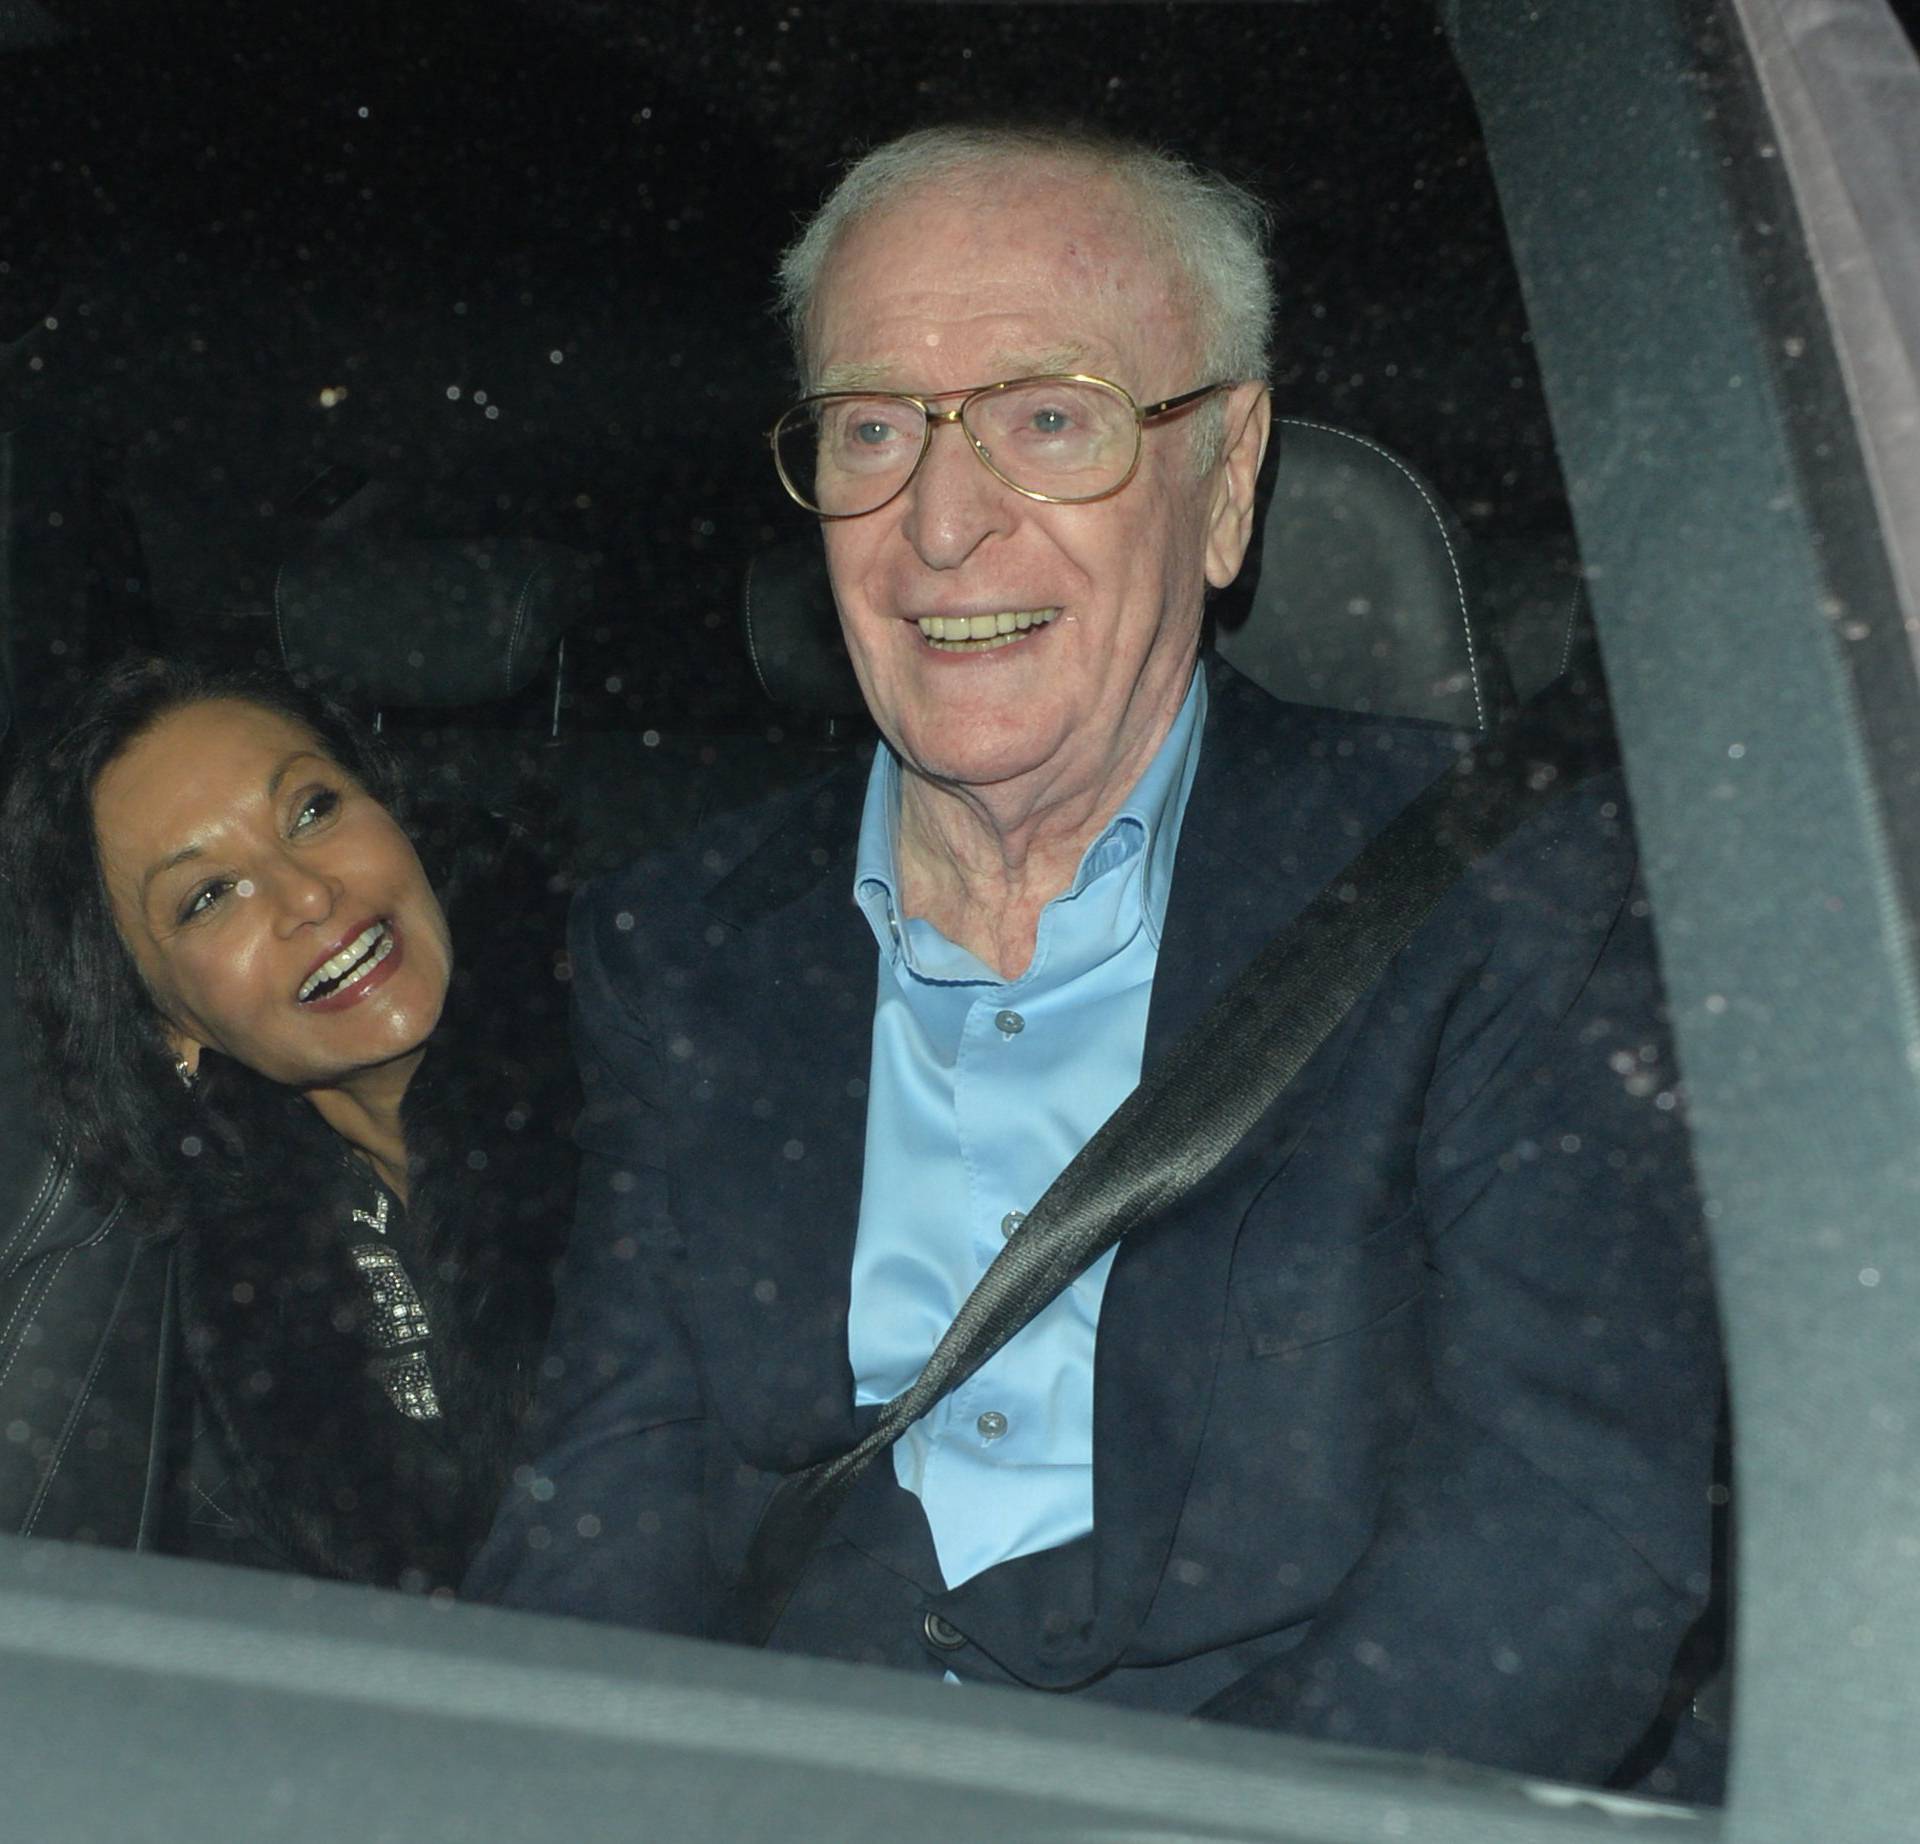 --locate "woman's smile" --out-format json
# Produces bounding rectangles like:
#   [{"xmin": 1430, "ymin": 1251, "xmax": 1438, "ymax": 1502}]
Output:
[{"xmin": 297, "ymin": 917, "xmax": 401, "ymax": 1008}]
